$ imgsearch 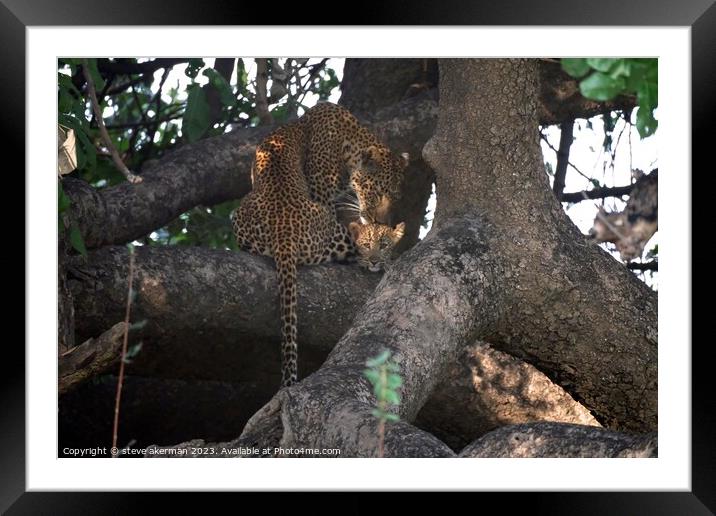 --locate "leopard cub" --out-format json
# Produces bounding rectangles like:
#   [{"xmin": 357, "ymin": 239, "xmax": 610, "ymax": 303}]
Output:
[{"xmin": 349, "ymin": 221, "xmax": 405, "ymax": 272}]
